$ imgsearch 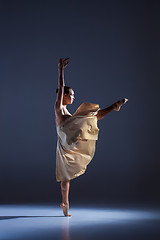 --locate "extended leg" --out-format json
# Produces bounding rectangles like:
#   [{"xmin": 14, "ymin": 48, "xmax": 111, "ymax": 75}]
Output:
[
  {"xmin": 96, "ymin": 98, "xmax": 128, "ymax": 120},
  {"xmin": 60, "ymin": 180, "xmax": 72, "ymax": 217}
]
